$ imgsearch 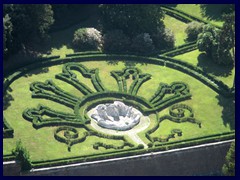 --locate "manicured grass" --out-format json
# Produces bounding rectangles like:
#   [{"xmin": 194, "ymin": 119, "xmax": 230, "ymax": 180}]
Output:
[
  {"xmin": 174, "ymin": 50, "xmax": 235, "ymax": 88},
  {"xmin": 175, "ymin": 4, "xmax": 224, "ymax": 27},
  {"xmin": 164, "ymin": 15, "xmax": 188, "ymax": 46},
  {"xmin": 3, "ymin": 60, "xmax": 234, "ymax": 162},
  {"xmin": 3, "ymin": 4, "xmax": 234, "ymax": 165}
]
